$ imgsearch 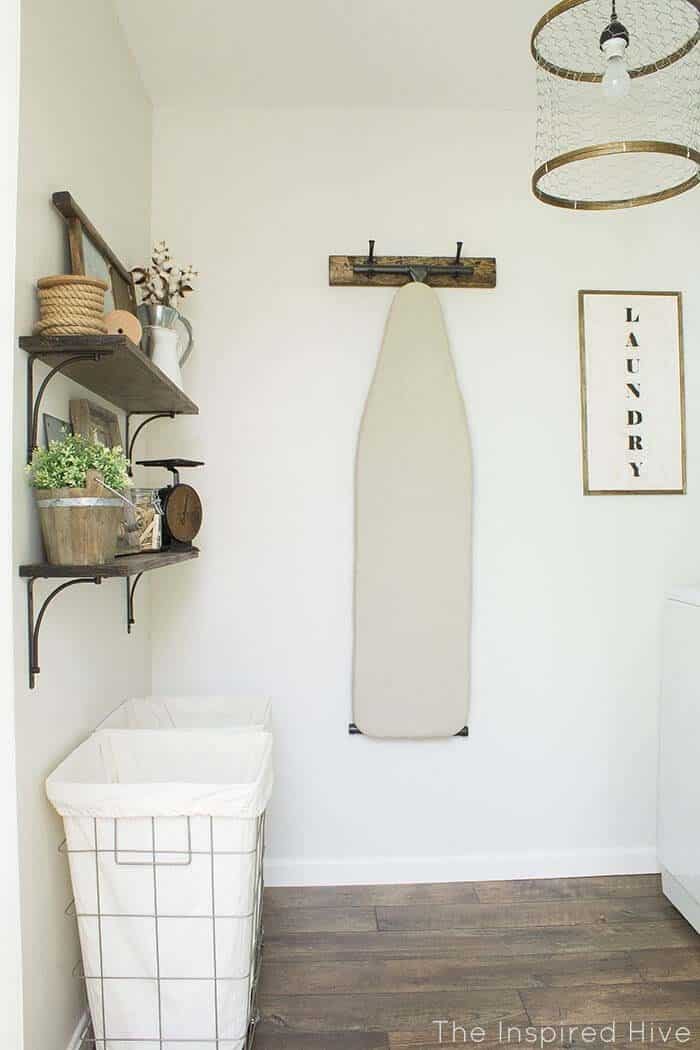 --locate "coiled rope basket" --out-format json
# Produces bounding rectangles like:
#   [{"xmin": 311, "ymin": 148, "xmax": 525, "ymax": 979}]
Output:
[{"xmin": 35, "ymin": 275, "xmax": 109, "ymax": 336}]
